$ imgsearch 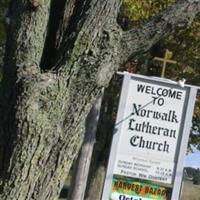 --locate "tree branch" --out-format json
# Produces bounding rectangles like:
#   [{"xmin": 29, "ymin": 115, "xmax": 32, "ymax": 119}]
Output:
[
  {"xmin": 4, "ymin": 0, "xmax": 51, "ymax": 77},
  {"xmin": 121, "ymin": 0, "xmax": 200, "ymax": 60}
]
